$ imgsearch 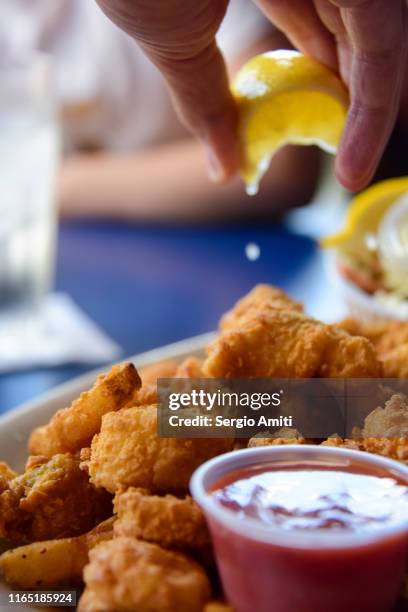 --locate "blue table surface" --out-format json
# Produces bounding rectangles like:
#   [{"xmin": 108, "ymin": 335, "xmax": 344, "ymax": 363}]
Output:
[{"xmin": 0, "ymin": 218, "xmax": 338, "ymax": 415}]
